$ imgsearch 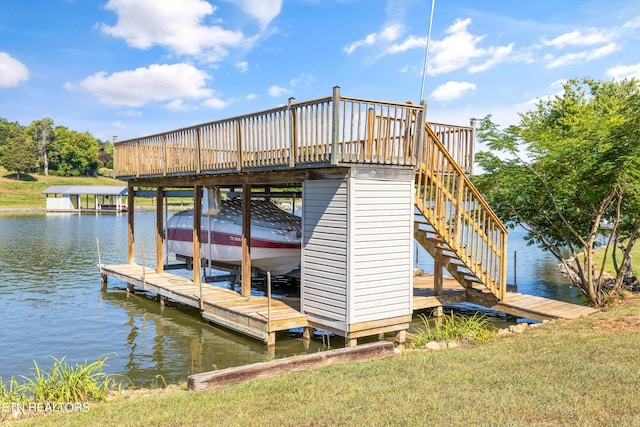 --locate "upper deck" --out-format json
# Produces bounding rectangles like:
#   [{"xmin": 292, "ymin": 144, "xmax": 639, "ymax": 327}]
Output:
[{"xmin": 113, "ymin": 87, "xmax": 475, "ymax": 180}]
